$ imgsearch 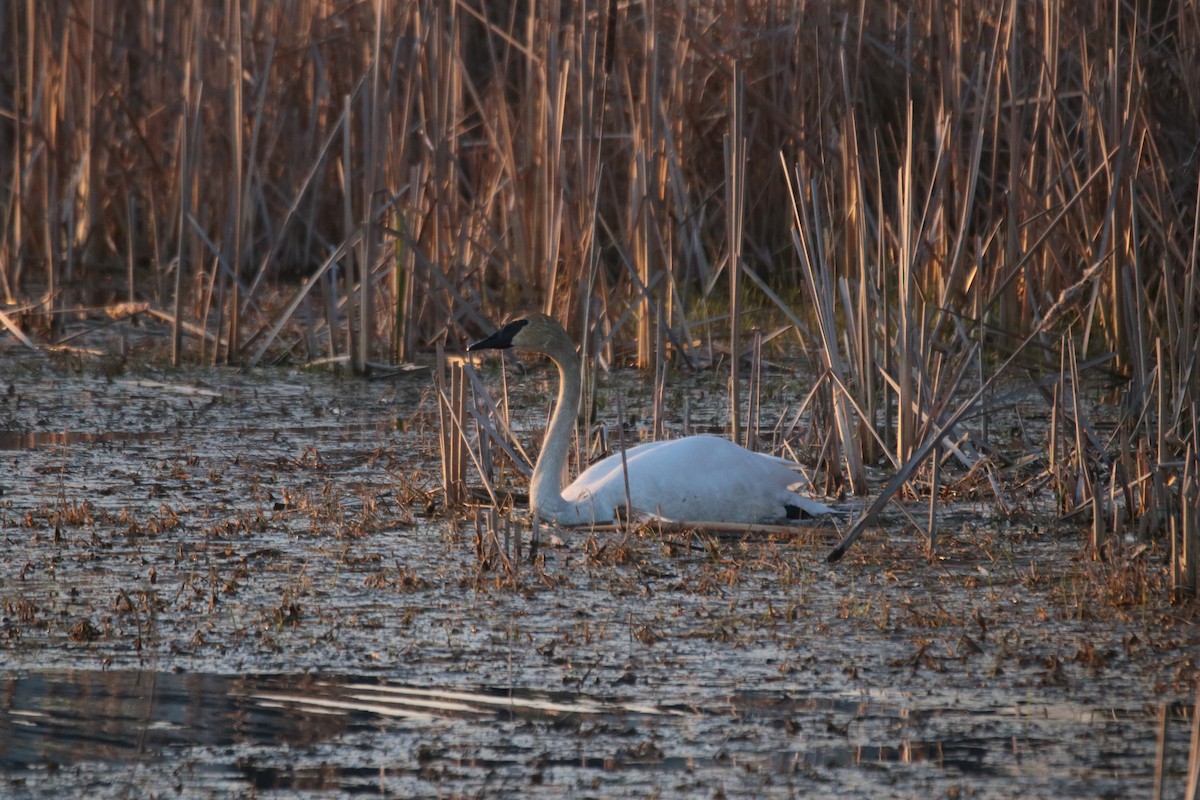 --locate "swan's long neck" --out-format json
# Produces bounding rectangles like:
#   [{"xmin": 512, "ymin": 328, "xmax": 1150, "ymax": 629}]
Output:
[{"xmin": 530, "ymin": 339, "xmax": 585, "ymax": 524}]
